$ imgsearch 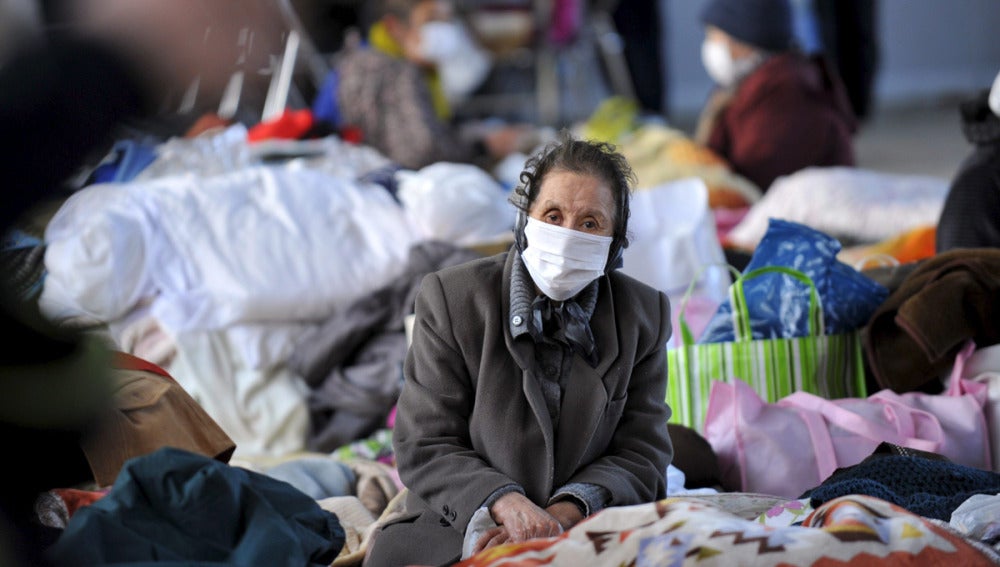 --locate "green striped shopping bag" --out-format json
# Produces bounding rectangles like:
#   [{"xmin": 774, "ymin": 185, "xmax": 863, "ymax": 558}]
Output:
[{"xmin": 667, "ymin": 266, "xmax": 867, "ymax": 433}]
